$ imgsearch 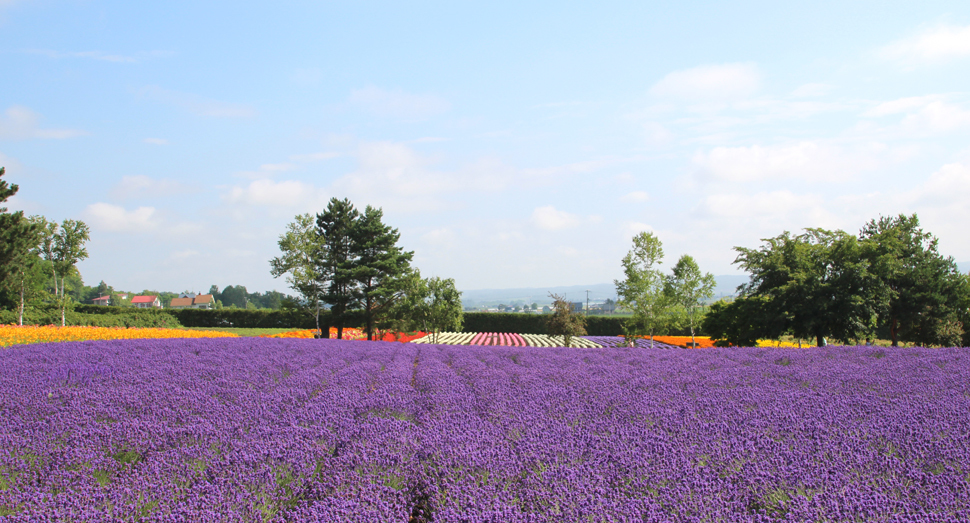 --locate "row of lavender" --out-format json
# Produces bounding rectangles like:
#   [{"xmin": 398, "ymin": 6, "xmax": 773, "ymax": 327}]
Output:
[{"xmin": 2, "ymin": 338, "xmax": 969, "ymax": 521}]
